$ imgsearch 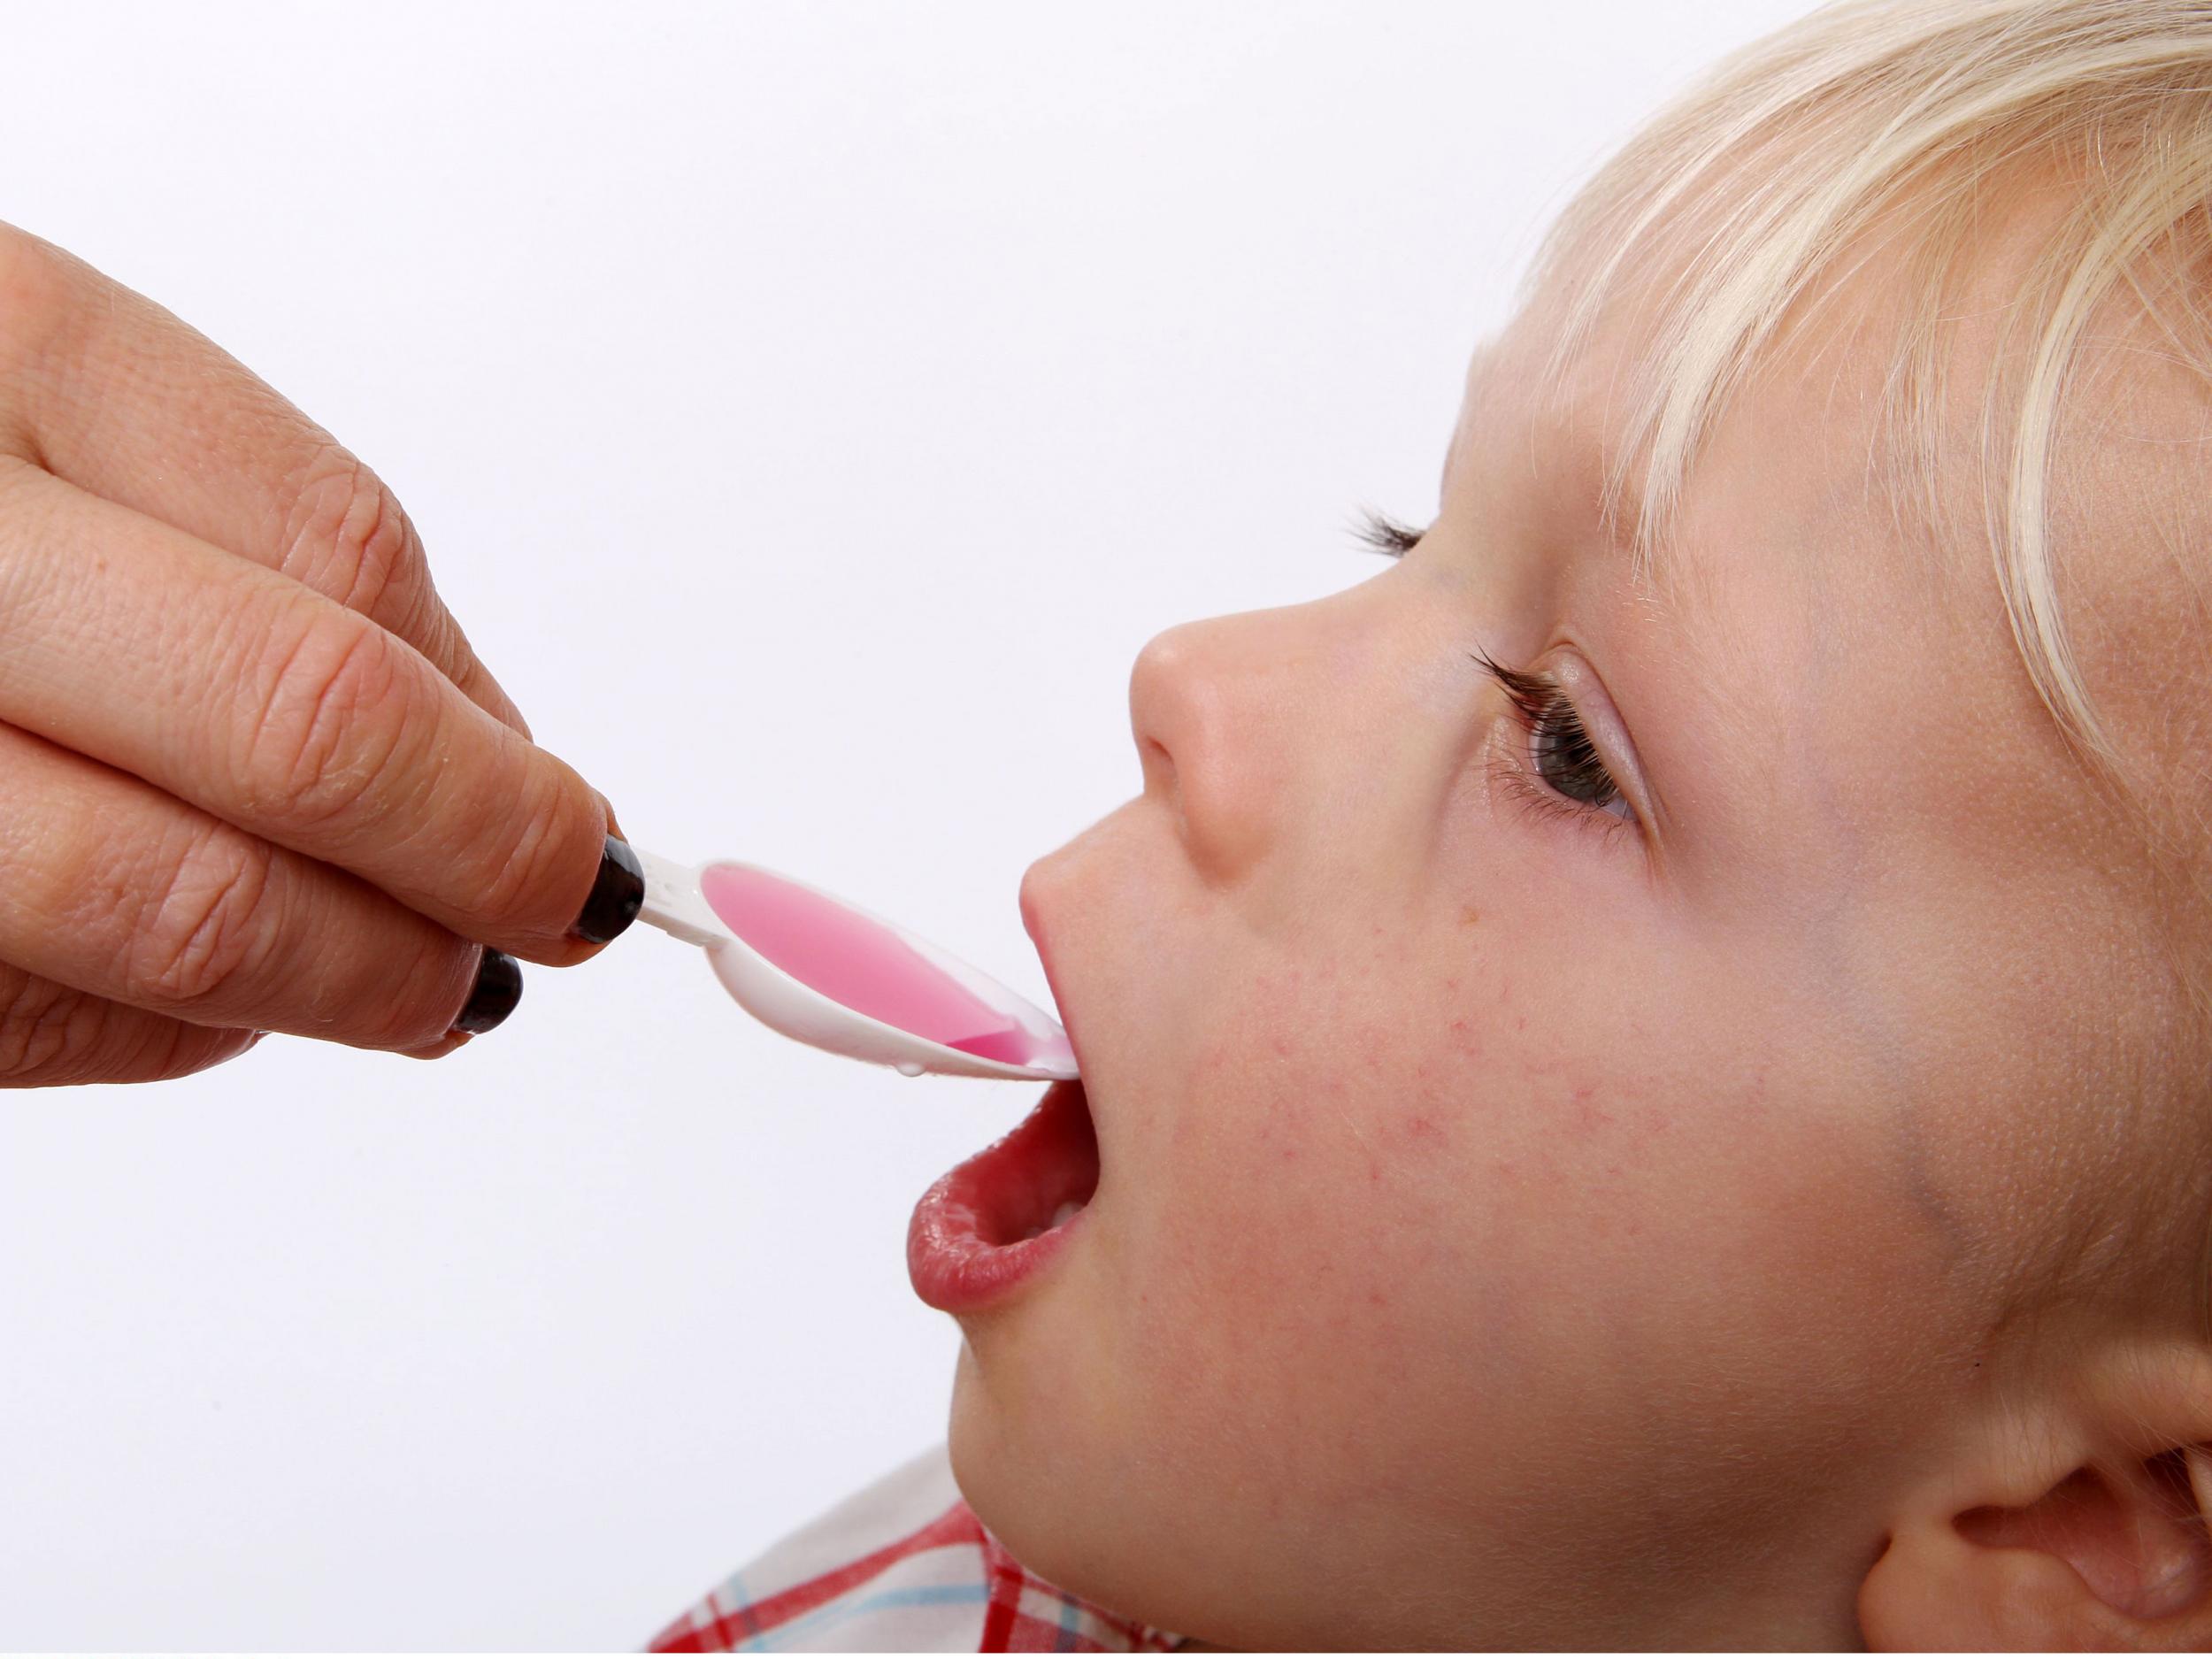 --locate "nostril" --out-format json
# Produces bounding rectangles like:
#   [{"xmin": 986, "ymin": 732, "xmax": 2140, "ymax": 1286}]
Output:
[
  {"xmin": 1137, "ymin": 733, "xmax": 1193, "ymax": 850},
  {"xmin": 1127, "ymin": 624, "xmax": 1206, "ymax": 775},
  {"xmin": 1127, "ymin": 616, "xmax": 1262, "ymax": 881},
  {"xmin": 1138, "ymin": 733, "xmax": 1177, "ymax": 799}
]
